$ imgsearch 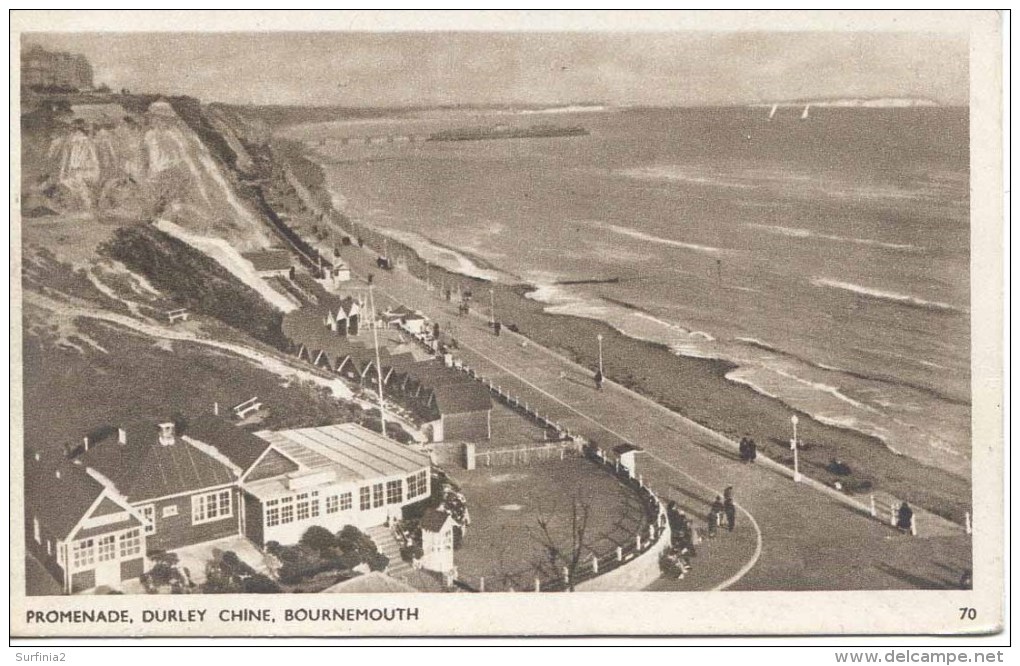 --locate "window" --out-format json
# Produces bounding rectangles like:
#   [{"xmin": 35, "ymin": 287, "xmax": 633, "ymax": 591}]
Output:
[
  {"xmin": 97, "ymin": 534, "xmax": 117, "ymax": 562},
  {"xmin": 161, "ymin": 505, "xmax": 178, "ymax": 518},
  {"xmin": 339, "ymin": 492, "xmax": 352, "ymax": 512},
  {"xmin": 360, "ymin": 486, "xmax": 371, "ymax": 511},
  {"xmin": 119, "ymin": 529, "xmax": 141, "ymax": 558},
  {"xmin": 325, "ymin": 495, "xmax": 339, "ymax": 514},
  {"xmin": 296, "ymin": 493, "xmax": 311, "ymax": 521},
  {"xmin": 192, "ymin": 490, "xmax": 232, "ymax": 525},
  {"xmin": 280, "ymin": 496, "xmax": 294, "ymax": 524},
  {"xmin": 407, "ymin": 470, "xmax": 428, "ymax": 499},
  {"xmin": 140, "ymin": 505, "xmax": 156, "ymax": 534},
  {"xmin": 33, "ymin": 517, "xmax": 40, "ymax": 544},
  {"xmin": 47, "ymin": 540, "xmax": 52, "ymax": 556},
  {"xmin": 72, "ymin": 539, "xmax": 95, "ymax": 570},
  {"xmin": 372, "ymin": 483, "xmax": 384, "ymax": 509},
  {"xmin": 265, "ymin": 499, "xmax": 280, "ymax": 527},
  {"xmin": 386, "ymin": 480, "xmax": 403, "ymax": 505},
  {"xmin": 310, "ymin": 491, "xmax": 320, "ymax": 518}
]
